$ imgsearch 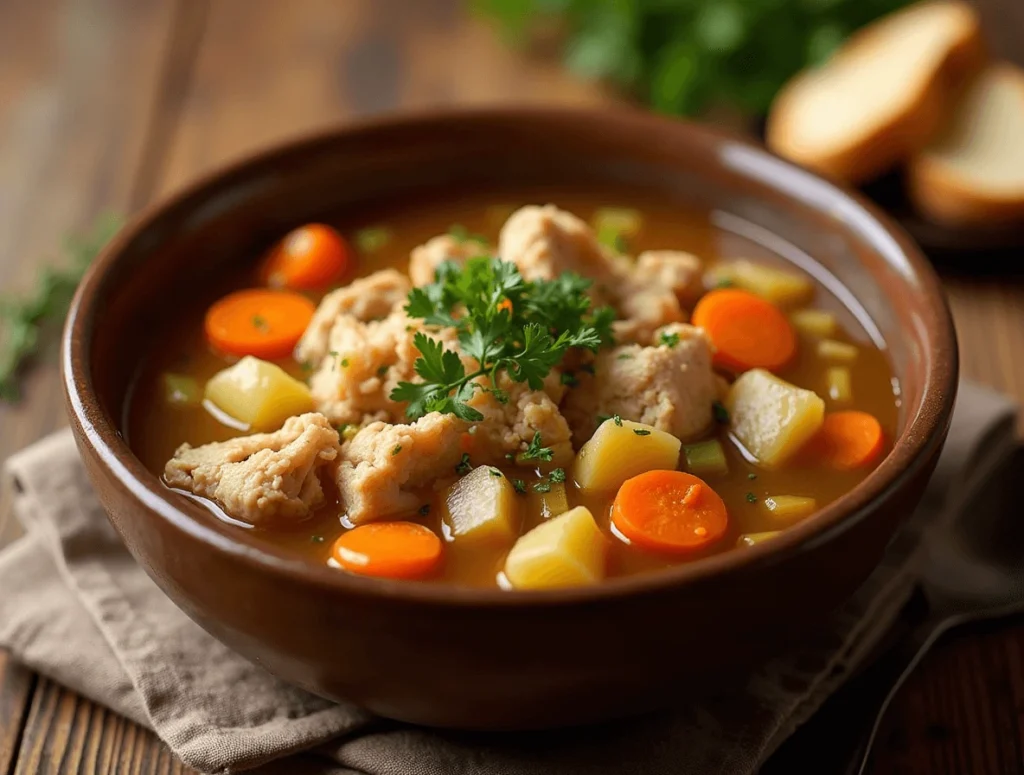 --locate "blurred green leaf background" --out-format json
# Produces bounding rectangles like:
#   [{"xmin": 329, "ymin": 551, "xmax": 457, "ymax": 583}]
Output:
[{"xmin": 473, "ymin": 0, "xmax": 911, "ymax": 117}]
